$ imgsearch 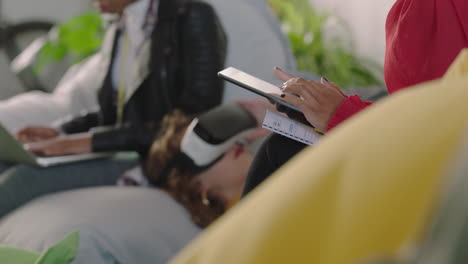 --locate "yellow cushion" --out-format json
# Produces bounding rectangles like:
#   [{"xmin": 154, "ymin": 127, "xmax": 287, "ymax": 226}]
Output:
[{"xmin": 171, "ymin": 49, "xmax": 468, "ymax": 264}]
